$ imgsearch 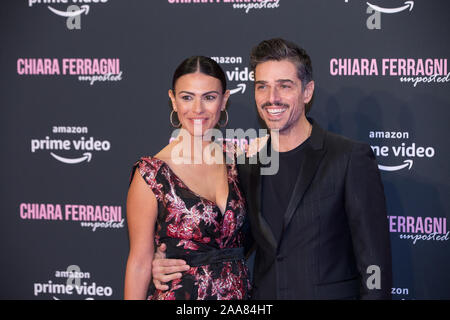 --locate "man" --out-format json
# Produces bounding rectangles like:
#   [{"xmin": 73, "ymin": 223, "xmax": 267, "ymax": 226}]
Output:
[{"xmin": 151, "ymin": 38, "xmax": 392, "ymax": 299}]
